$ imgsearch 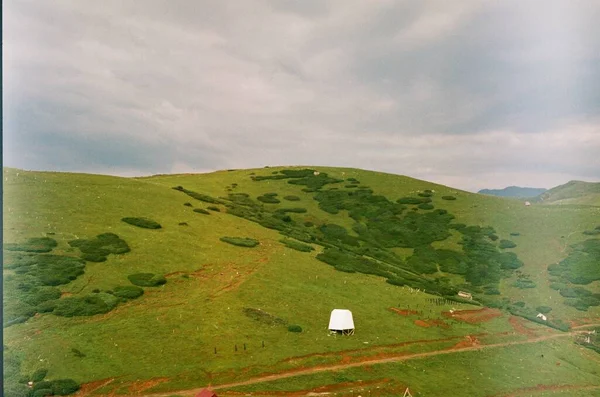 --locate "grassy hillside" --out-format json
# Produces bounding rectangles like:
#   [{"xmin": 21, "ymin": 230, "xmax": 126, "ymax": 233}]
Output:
[
  {"xmin": 533, "ymin": 180, "xmax": 600, "ymax": 206},
  {"xmin": 478, "ymin": 186, "xmax": 547, "ymax": 198},
  {"xmin": 3, "ymin": 166, "xmax": 599, "ymax": 397}
]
